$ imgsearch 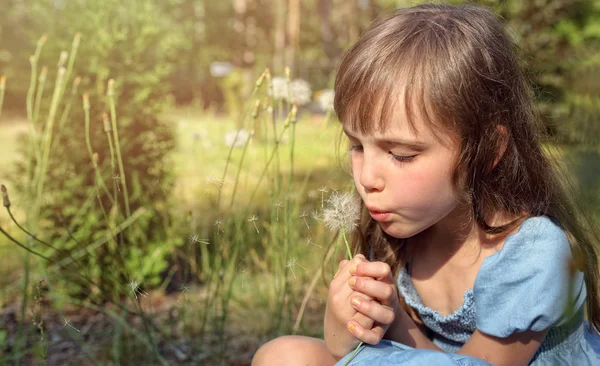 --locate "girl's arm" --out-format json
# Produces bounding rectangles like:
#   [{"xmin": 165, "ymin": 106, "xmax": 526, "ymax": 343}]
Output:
[{"xmin": 387, "ymin": 307, "xmax": 547, "ymax": 366}]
